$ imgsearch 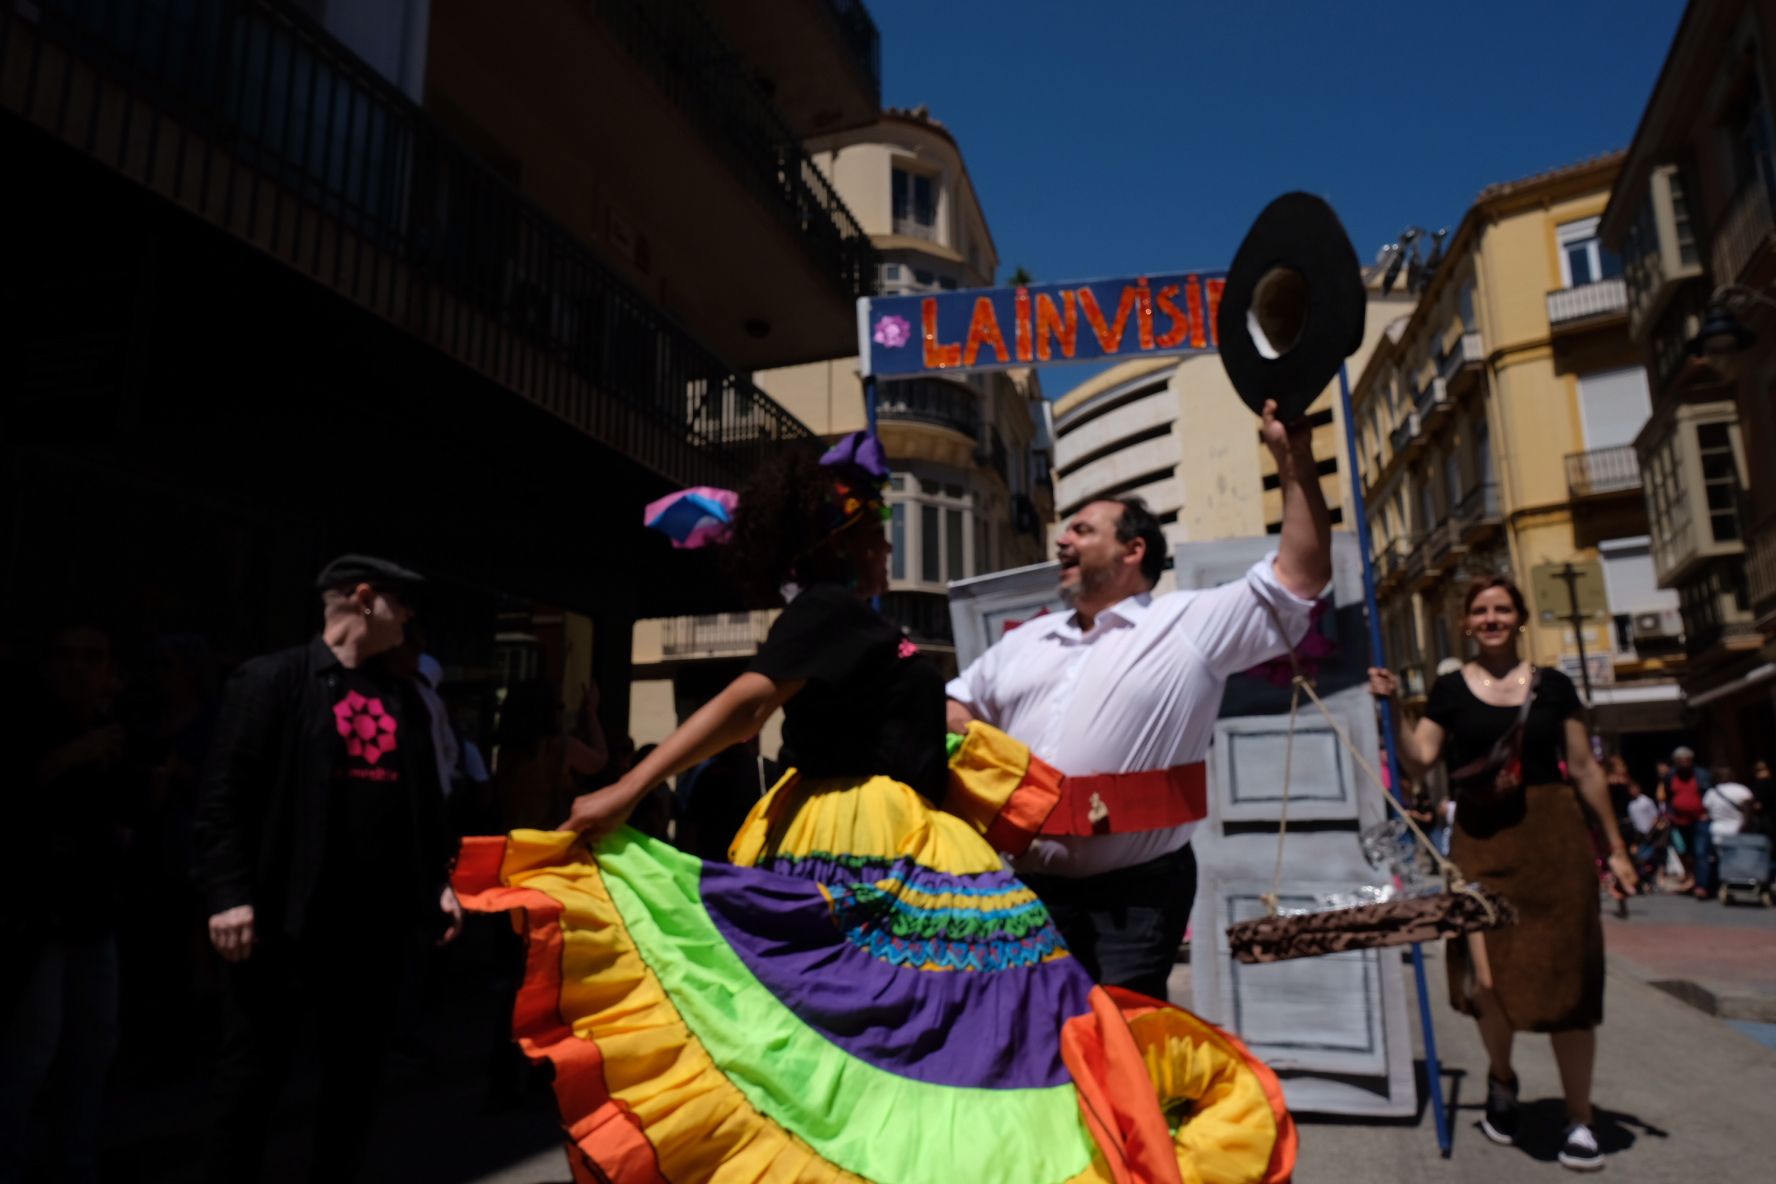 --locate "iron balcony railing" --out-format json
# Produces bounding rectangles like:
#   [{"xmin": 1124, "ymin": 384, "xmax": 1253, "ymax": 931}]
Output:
[
  {"xmin": 1546, "ymin": 278, "xmax": 1627, "ymax": 327},
  {"xmin": 661, "ymin": 612, "xmax": 772, "ymax": 656},
  {"xmin": 891, "ymin": 216, "xmax": 939, "ymax": 241},
  {"xmin": 1747, "ymin": 517, "xmax": 1776, "ymax": 627},
  {"xmin": 1455, "ymin": 482, "xmax": 1502, "ymax": 534},
  {"xmin": 877, "ymin": 378, "xmax": 980, "ymax": 439},
  {"xmin": 4, "ymin": 0, "xmax": 816, "ymax": 489},
  {"xmin": 1438, "ymin": 330, "xmax": 1483, "ymax": 381},
  {"xmin": 1415, "ymin": 376, "xmax": 1450, "ymax": 422},
  {"xmin": 1565, "ymin": 445, "xmax": 1642, "ymax": 498},
  {"xmin": 1389, "ymin": 411, "xmax": 1421, "ymax": 454},
  {"xmin": 594, "ymin": 0, "xmax": 876, "ymax": 302},
  {"xmin": 1712, "ymin": 172, "xmax": 1776, "ymax": 290},
  {"xmin": 1428, "ymin": 518, "xmax": 1463, "ymax": 567},
  {"xmin": 1374, "ymin": 539, "xmax": 1410, "ymax": 585},
  {"xmin": 820, "ymin": 0, "xmax": 882, "ymax": 104}
]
